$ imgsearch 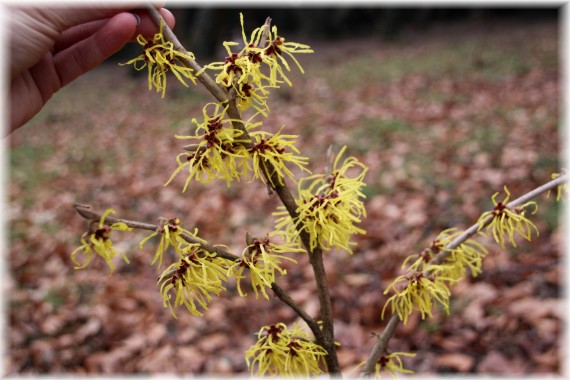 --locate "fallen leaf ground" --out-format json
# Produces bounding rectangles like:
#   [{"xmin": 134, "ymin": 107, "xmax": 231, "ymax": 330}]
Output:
[{"xmin": 6, "ymin": 18, "xmax": 562, "ymax": 375}]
